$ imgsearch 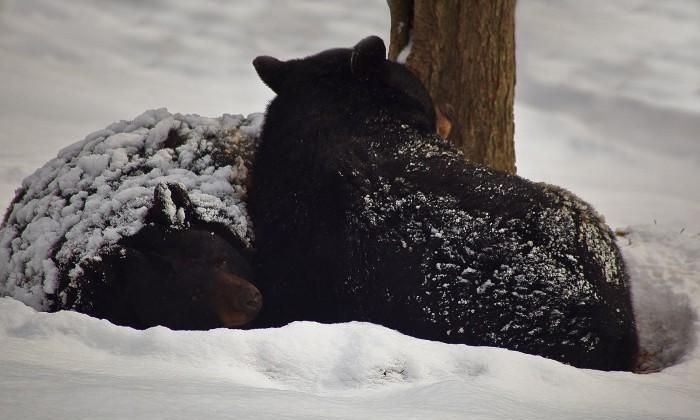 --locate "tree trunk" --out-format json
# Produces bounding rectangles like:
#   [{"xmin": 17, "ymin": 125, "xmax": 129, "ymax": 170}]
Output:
[{"xmin": 388, "ymin": 0, "xmax": 517, "ymax": 173}]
